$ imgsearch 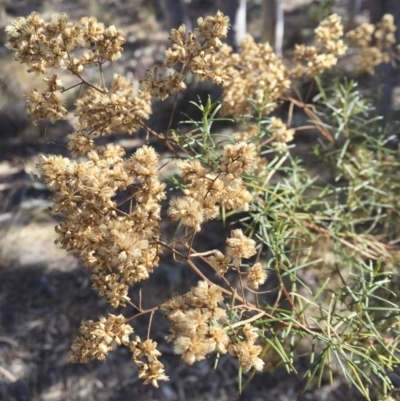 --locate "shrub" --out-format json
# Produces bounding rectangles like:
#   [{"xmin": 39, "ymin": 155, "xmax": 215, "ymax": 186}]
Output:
[{"xmin": 5, "ymin": 9, "xmax": 400, "ymax": 400}]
